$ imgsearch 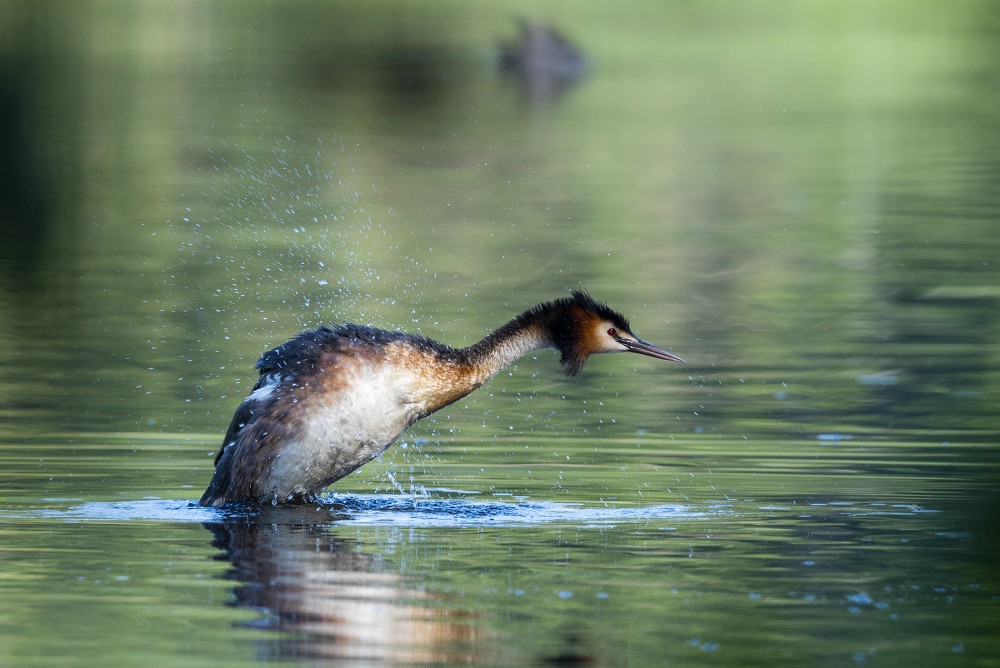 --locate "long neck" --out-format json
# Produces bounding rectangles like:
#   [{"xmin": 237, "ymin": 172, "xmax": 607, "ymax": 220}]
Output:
[
  {"xmin": 458, "ymin": 313, "xmax": 555, "ymax": 386},
  {"xmin": 408, "ymin": 313, "xmax": 555, "ymax": 419}
]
